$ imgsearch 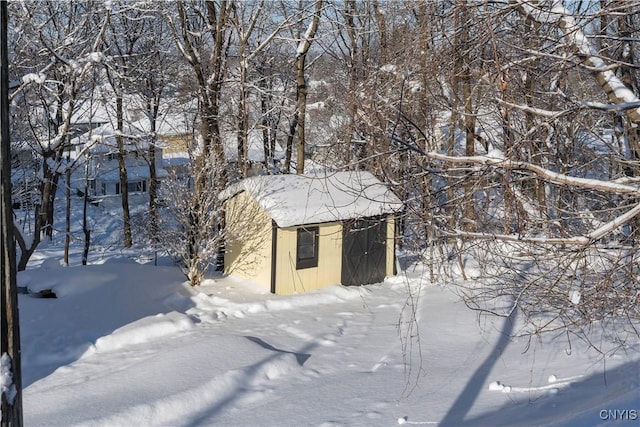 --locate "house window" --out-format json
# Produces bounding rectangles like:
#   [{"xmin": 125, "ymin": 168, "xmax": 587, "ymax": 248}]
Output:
[
  {"xmin": 127, "ymin": 181, "xmax": 147, "ymax": 193},
  {"xmin": 115, "ymin": 182, "xmax": 120, "ymax": 195},
  {"xmin": 296, "ymin": 226, "xmax": 319, "ymax": 269}
]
